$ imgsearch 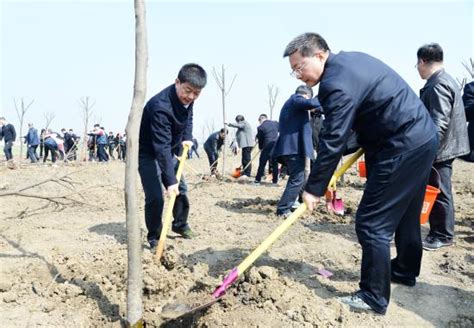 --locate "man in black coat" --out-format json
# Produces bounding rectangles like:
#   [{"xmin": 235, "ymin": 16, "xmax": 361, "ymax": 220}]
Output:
[
  {"xmin": 416, "ymin": 43, "xmax": 470, "ymax": 251},
  {"xmin": 139, "ymin": 63, "xmax": 207, "ymax": 252},
  {"xmin": 254, "ymin": 114, "xmax": 279, "ymax": 185},
  {"xmin": 0, "ymin": 117, "xmax": 16, "ymax": 161},
  {"xmin": 460, "ymin": 81, "xmax": 474, "ymax": 162},
  {"xmin": 204, "ymin": 128, "xmax": 227, "ymax": 175},
  {"xmin": 284, "ymin": 33, "xmax": 438, "ymax": 315}
]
